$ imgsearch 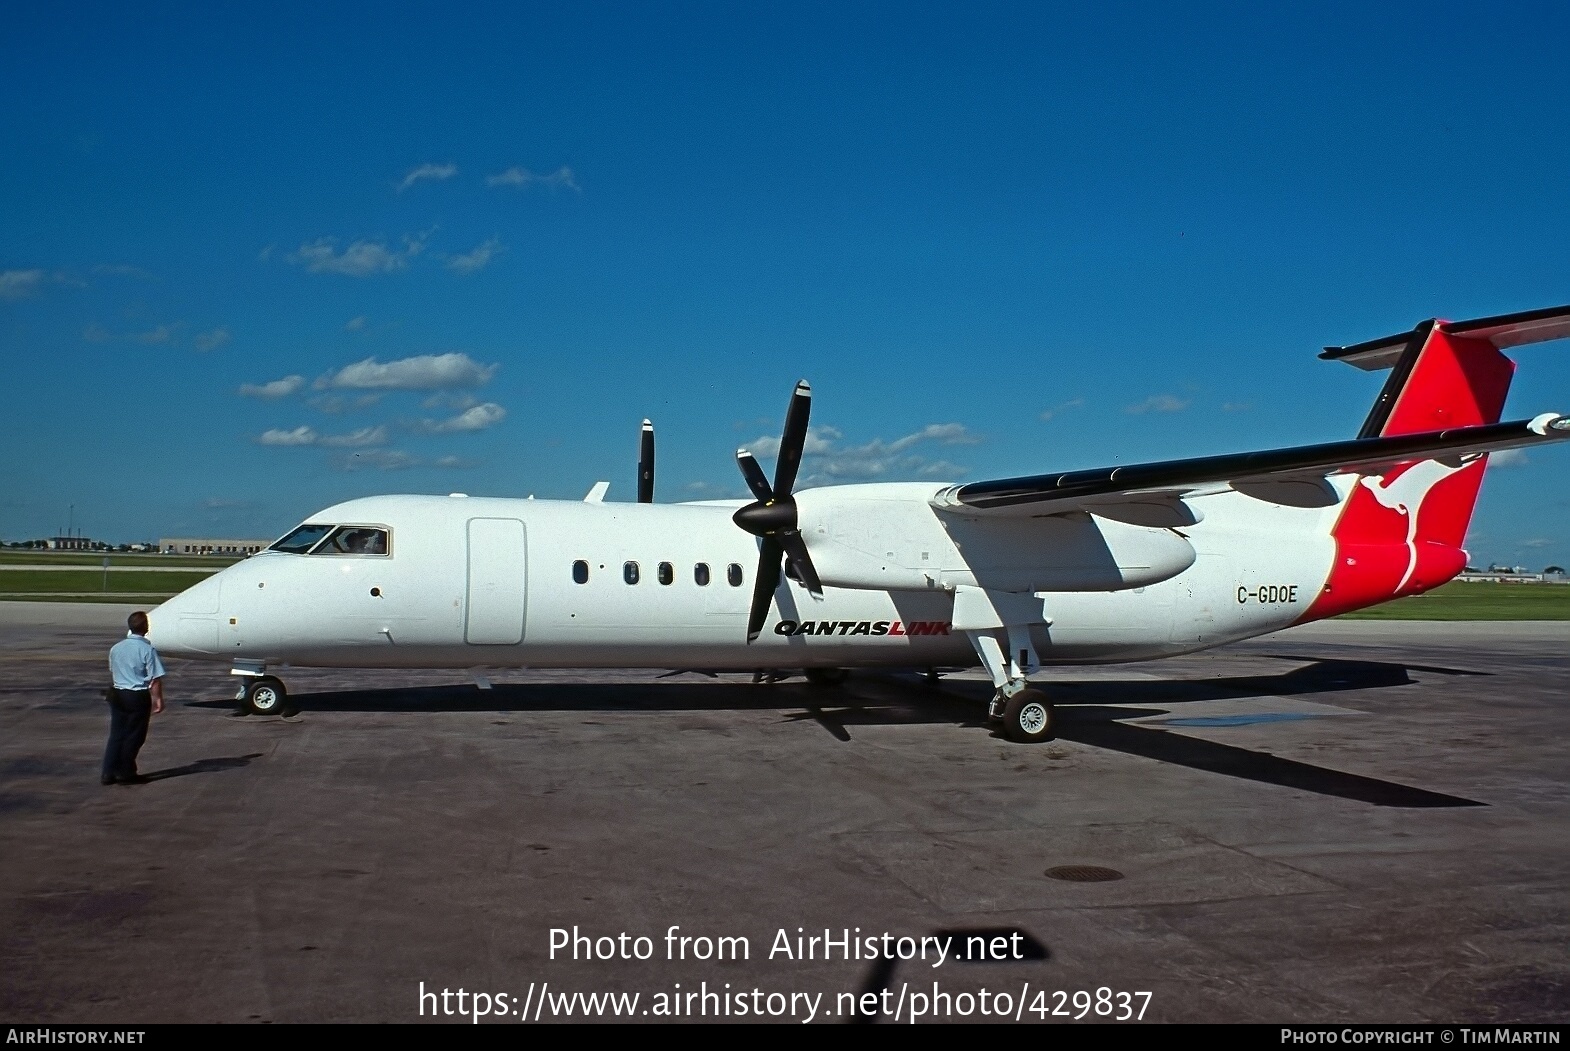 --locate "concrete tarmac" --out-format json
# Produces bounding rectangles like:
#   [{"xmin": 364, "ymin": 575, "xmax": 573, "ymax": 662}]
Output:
[{"xmin": 1, "ymin": 602, "xmax": 1566, "ymax": 1023}]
